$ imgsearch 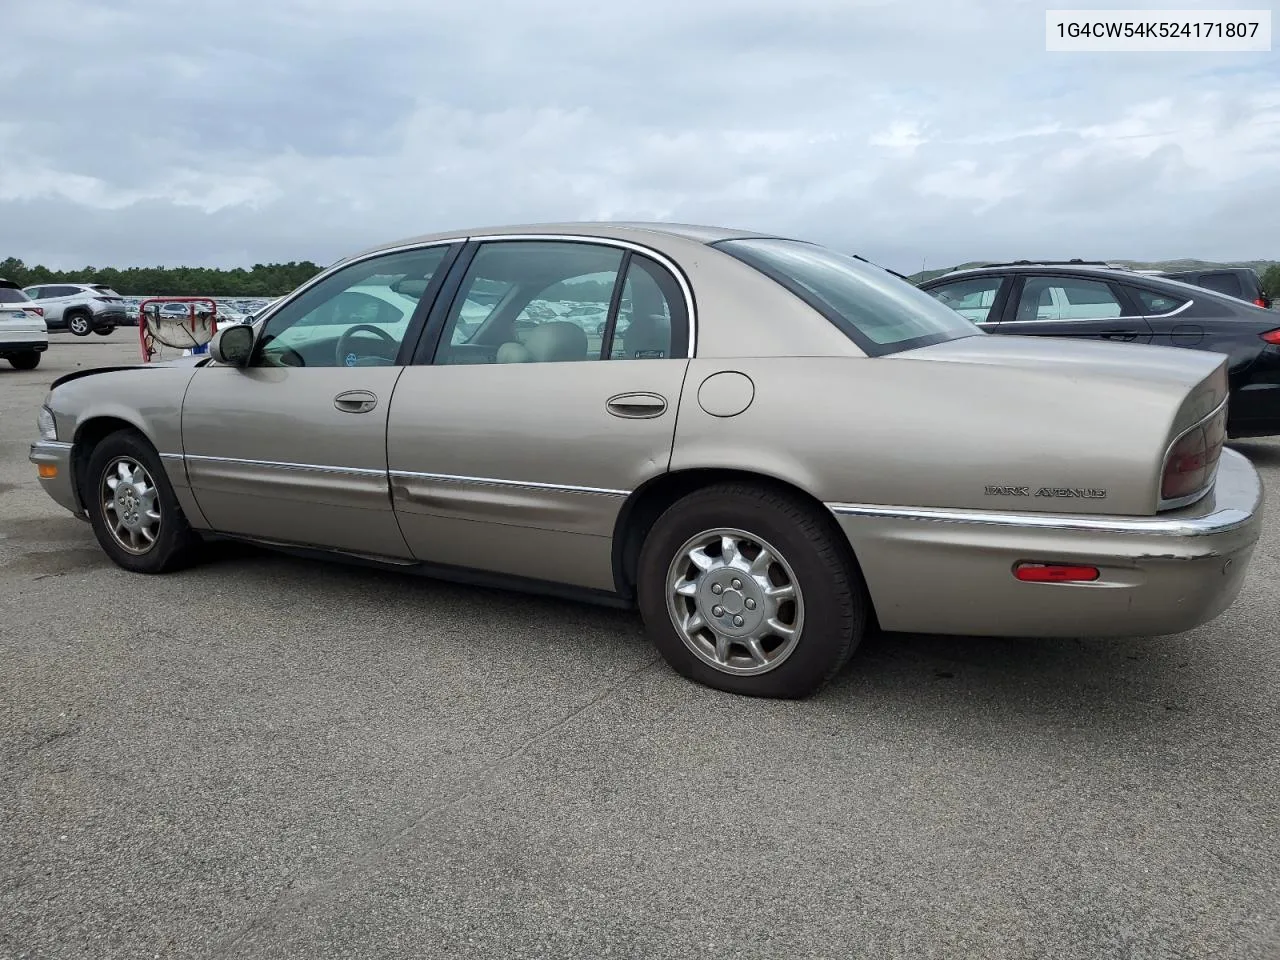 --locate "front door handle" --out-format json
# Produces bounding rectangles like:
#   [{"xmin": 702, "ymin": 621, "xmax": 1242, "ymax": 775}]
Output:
[
  {"xmin": 606, "ymin": 392, "xmax": 667, "ymax": 419},
  {"xmin": 1101, "ymin": 331, "xmax": 1137, "ymax": 341},
  {"xmin": 334, "ymin": 390, "xmax": 378, "ymax": 414}
]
